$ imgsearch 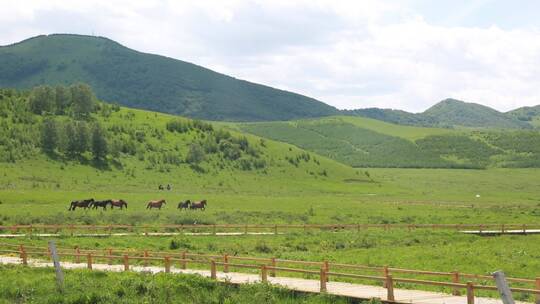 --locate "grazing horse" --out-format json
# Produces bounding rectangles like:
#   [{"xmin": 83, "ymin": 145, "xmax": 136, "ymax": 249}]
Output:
[
  {"xmin": 190, "ymin": 200, "xmax": 207, "ymax": 211},
  {"xmin": 158, "ymin": 185, "xmax": 164, "ymax": 190},
  {"xmin": 110, "ymin": 199, "xmax": 128, "ymax": 210},
  {"xmin": 147, "ymin": 199, "xmax": 166, "ymax": 210},
  {"xmin": 177, "ymin": 200, "xmax": 191, "ymax": 210},
  {"xmin": 69, "ymin": 198, "xmax": 94, "ymax": 211},
  {"xmin": 91, "ymin": 200, "xmax": 111, "ymax": 210}
]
